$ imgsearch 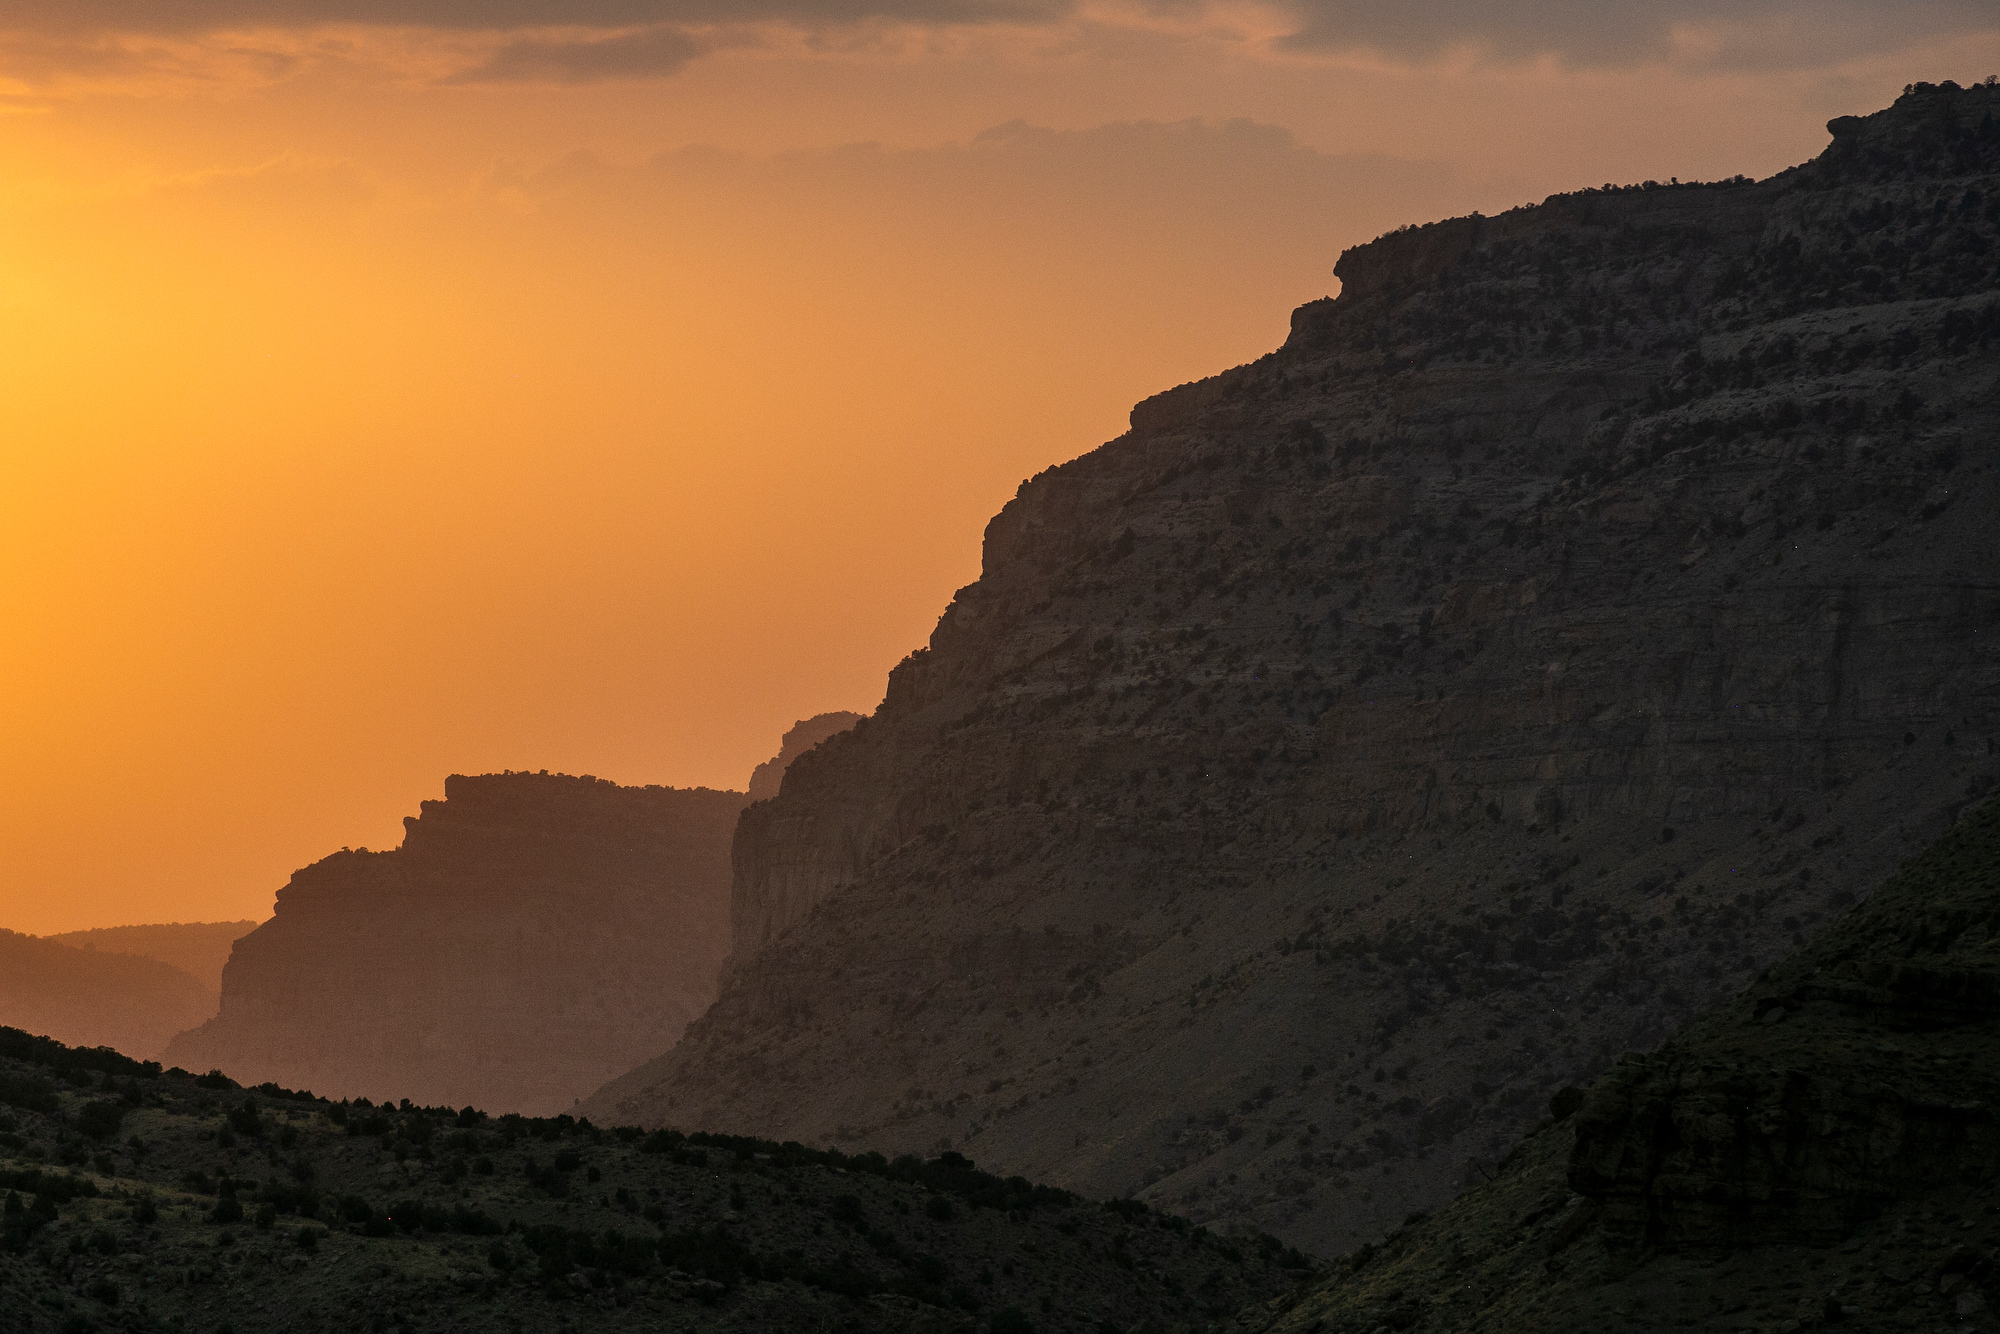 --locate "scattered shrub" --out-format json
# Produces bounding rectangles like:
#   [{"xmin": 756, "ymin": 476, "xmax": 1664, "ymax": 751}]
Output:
[{"xmin": 76, "ymin": 1101, "xmax": 126, "ymax": 1141}]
